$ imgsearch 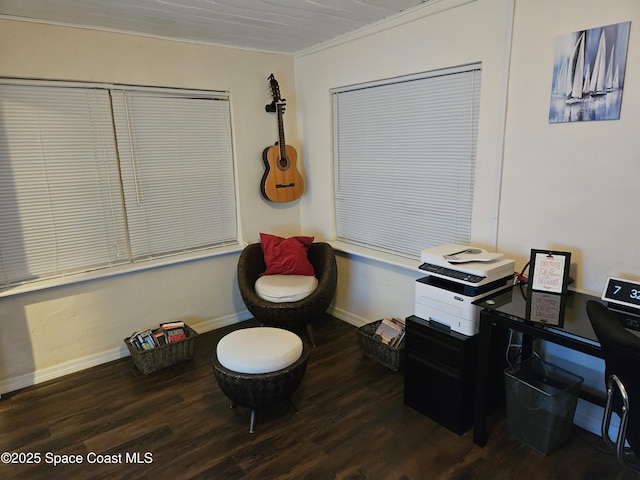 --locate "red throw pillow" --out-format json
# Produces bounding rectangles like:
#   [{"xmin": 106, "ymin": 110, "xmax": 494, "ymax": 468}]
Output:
[{"xmin": 260, "ymin": 233, "xmax": 315, "ymax": 276}]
